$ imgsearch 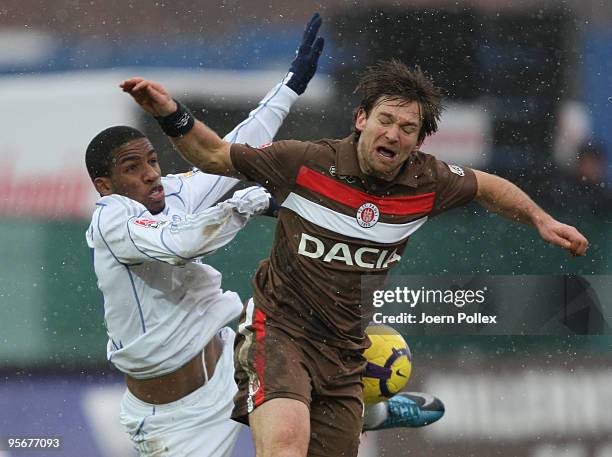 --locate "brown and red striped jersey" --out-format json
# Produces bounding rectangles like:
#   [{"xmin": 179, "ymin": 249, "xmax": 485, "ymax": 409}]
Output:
[{"xmin": 230, "ymin": 134, "xmax": 477, "ymax": 350}]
